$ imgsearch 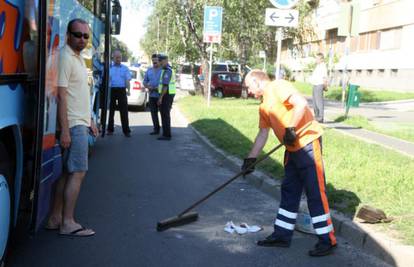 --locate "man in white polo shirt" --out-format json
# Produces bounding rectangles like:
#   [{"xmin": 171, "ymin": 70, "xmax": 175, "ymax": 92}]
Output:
[
  {"xmin": 46, "ymin": 18, "xmax": 97, "ymax": 237},
  {"xmin": 309, "ymin": 53, "xmax": 328, "ymax": 123}
]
